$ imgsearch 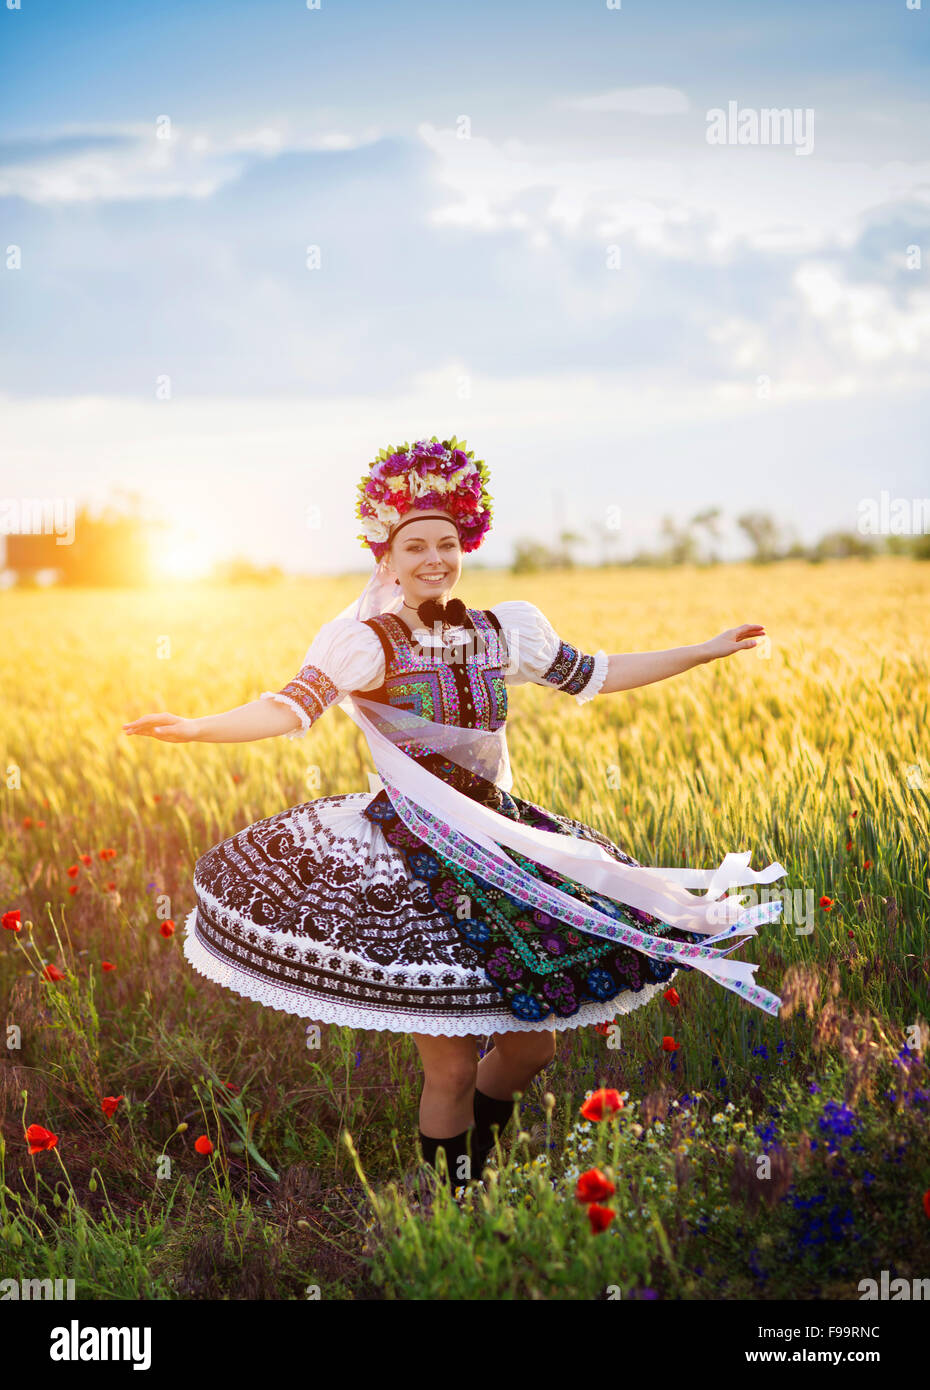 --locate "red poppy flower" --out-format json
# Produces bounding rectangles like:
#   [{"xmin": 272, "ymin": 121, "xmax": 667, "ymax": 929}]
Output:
[
  {"xmin": 100, "ymin": 1095, "xmax": 123, "ymax": 1119},
  {"xmin": 66, "ymin": 865, "xmax": 79, "ymax": 878},
  {"xmin": 36, "ymin": 820, "xmax": 46, "ymax": 828},
  {"xmin": 2, "ymin": 909, "xmax": 22, "ymax": 932},
  {"xmin": 580, "ymin": 1088, "xmax": 624, "ymax": 1121},
  {"xmin": 43, "ymin": 964, "xmax": 66, "ymax": 982},
  {"xmin": 575, "ymin": 1168, "xmax": 616, "ymax": 1204},
  {"xmin": 153, "ymin": 795, "xmax": 162, "ymax": 803},
  {"xmin": 663, "ymin": 987, "xmax": 680, "ymax": 1006},
  {"xmin": 67, "ymin": 885, "xmax": 78, "ymax": 896},
  {"xmin": 923, "ymin": 1189, "xmax": 930, "ymax": 1220},
  {"xmin": 845, "ymin": 839, "xmax": 853, "ymax": 851},
  {"xmin": 79, "ymin": 854, "xmax": 92, "ymax": 866},
  {"xmin": 102, "ymin": 960, "xmax": 116, "ymax": 972},
  {"xmin": 232, "ymin": 774, "xmax": 241, "ymax": 783},
  {"xmin": 661, "ymin": 1036, "xmax": 680, "ymax": 1052},
  {"xmin": 587, "ymin": 1203, "xmax": 615, "ymax": 1234},
  {"xmin": 863, "ymin": 860, "xmax": 872, "ymax": 871},
  {"xmin": 593, "ymin": 1022, "xmax": 611, "ymax": 1035},
  {"xmin": 819, "ymin": 896, "xmax": 833, "ymax": 910},
  {"xmin": 22, "ymin": 817, "xmax": 33, "ymax": 828},
  {"xmin": 224, "ymin": 1082, "xmax": 240, "ymax": 1093},
  {"xmin": 847, "ymin": 930, "xmax": 854, "ymax": 938},
  {"xmin": 159, "ymin": 920, "xmax": 176, "ymax": 938},
  {"xmin": 194, "ymin": 1135, "xmax": 214, "ymax": 1155},
  {"xmin": 851, "ymin": 810, "xmax": 858, "ymax": 818},
  {"xmin": 25, "ymin": 1123, "xmax": 58, "ymax": 1154}
]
